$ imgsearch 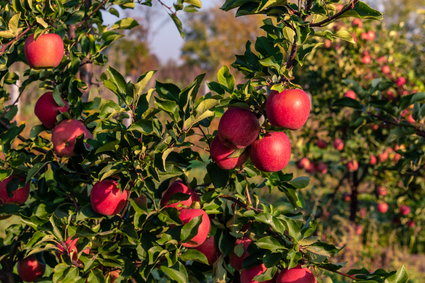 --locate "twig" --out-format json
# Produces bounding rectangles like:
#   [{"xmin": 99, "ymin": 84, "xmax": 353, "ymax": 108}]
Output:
[
  {"xmin": 0, "ymin": 27, "xmax": 31, "ymax": 56},
  {"xmin": 156, "ymin": 0, "xmax": 175, "ymax": 14},
  {"xmin": 219, "ymin": 195, "xmax": 262, "ymax": 212},
  {"xmin": 310, "ymin": 0, "xmax": 360, "ymax": 27},
  {"xmin": 319, "ymin": 266, "xmax": 359, "ymax": 280},
  {"xmin": 75, "ymin": 0, "xmax": 109, "ymax": 29},
  {"xmin": 367, "ymin": 111, "xmax": 425, "ymax": 138}
]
